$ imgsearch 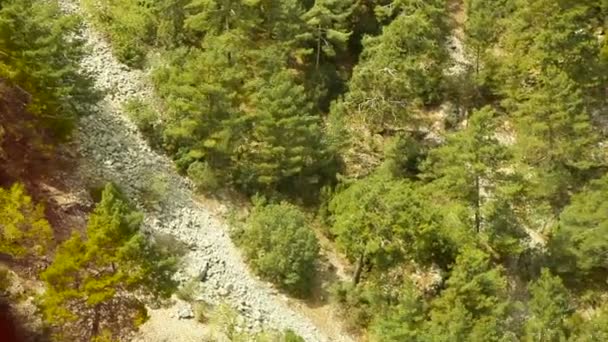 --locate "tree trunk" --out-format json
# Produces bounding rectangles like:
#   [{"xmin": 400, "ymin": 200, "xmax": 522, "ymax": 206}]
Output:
[
  {"xmin": 353, "ymin": 252, "xmax": 366, "ymax": 285},
  {"xmin": 475, "ymin": 174, "xmax": 481, "ymax": 233},
  {"xmin": 91, "ymin": 304, "xmax": 101, "ymax": 339},
  {"xmin": 475, "ymin": 45, "xmax": 480, "ymax": 78},
  {"xmin": 315, "ymin": 24, "xmax": 322, "ymax": 70}
]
